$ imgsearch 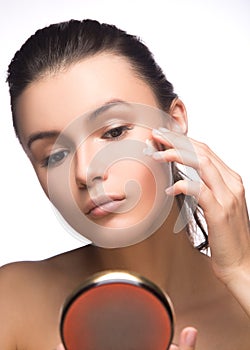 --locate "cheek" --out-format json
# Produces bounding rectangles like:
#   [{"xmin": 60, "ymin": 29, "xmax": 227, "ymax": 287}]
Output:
[
  {"xmin": 33, "ymin": 167, "xmax": 50, "ymax": 198},
  {"xmin": 109, "ymin": 159, "xmax": 157, "ymax": 206},
  {"xmin": 38, "ymin": 160, "xmax": 75, "ymax": 210}
]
